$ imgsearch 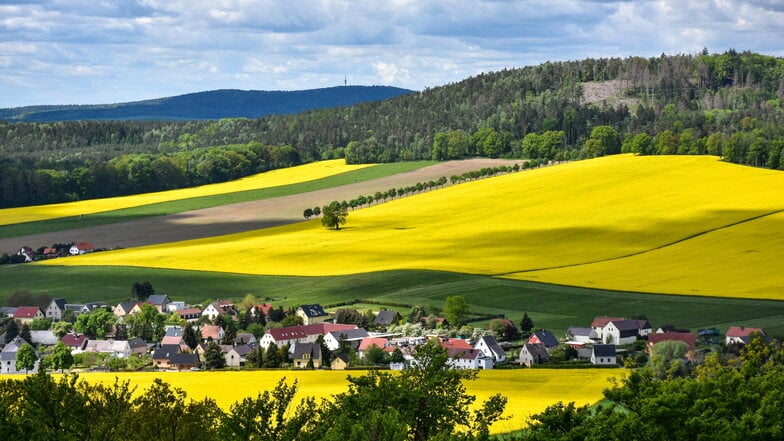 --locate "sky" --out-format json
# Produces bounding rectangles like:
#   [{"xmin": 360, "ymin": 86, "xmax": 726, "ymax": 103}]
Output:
[{"xmin": 1, "ymin": 0, "xmax": 783, "ymax": 107}]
